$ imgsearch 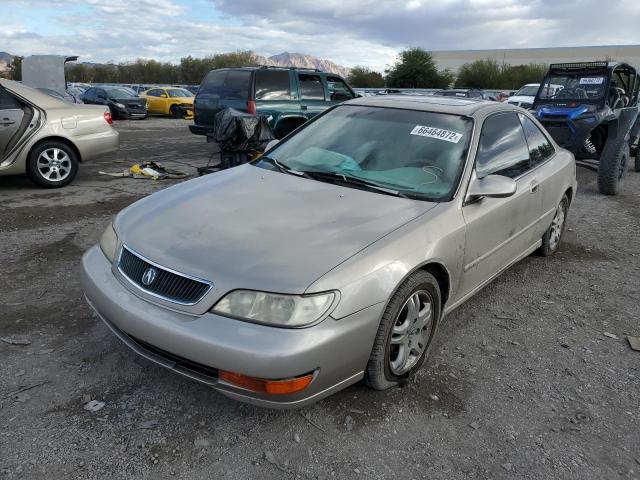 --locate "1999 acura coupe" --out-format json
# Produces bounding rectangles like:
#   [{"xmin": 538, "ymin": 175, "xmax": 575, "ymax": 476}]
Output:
[{"xmin": 81, "ymin": 95, "xmax": 577, "ymax": 408}]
